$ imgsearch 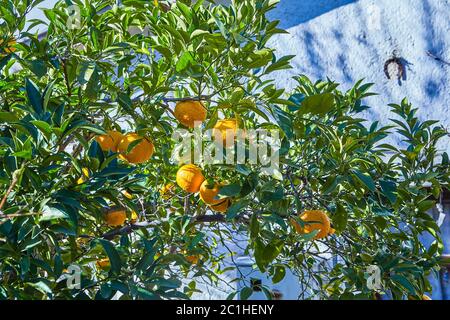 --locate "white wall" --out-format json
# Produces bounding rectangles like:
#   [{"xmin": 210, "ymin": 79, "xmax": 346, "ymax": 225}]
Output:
[{"xmin": 267, "ymin": 0, "xmax": 450, "ymax": 152}]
